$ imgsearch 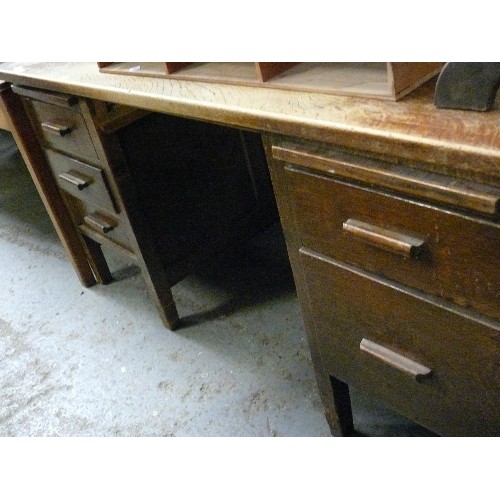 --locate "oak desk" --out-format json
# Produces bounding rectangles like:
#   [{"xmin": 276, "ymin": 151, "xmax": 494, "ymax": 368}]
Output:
[{"xmin": 0, "ymin": 62, "xmax": 499, "ymax": 436}]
